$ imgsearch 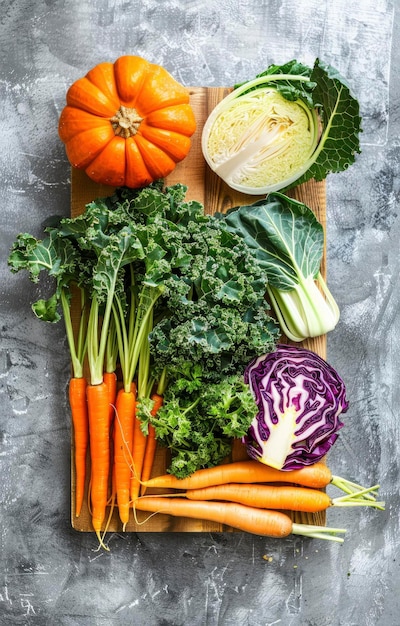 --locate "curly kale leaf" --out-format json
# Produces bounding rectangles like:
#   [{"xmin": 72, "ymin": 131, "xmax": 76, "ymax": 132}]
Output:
[
  {"xmin": 7, "ymin": 229, "xmax": 82, "ymax": 322},
  {"xmin": 150, "ymin": 304, "xmax": 278, "ymax": 383},
  {"xmin": 139, "ymin": 364, "xmax": 258, "ymax": 477}
]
